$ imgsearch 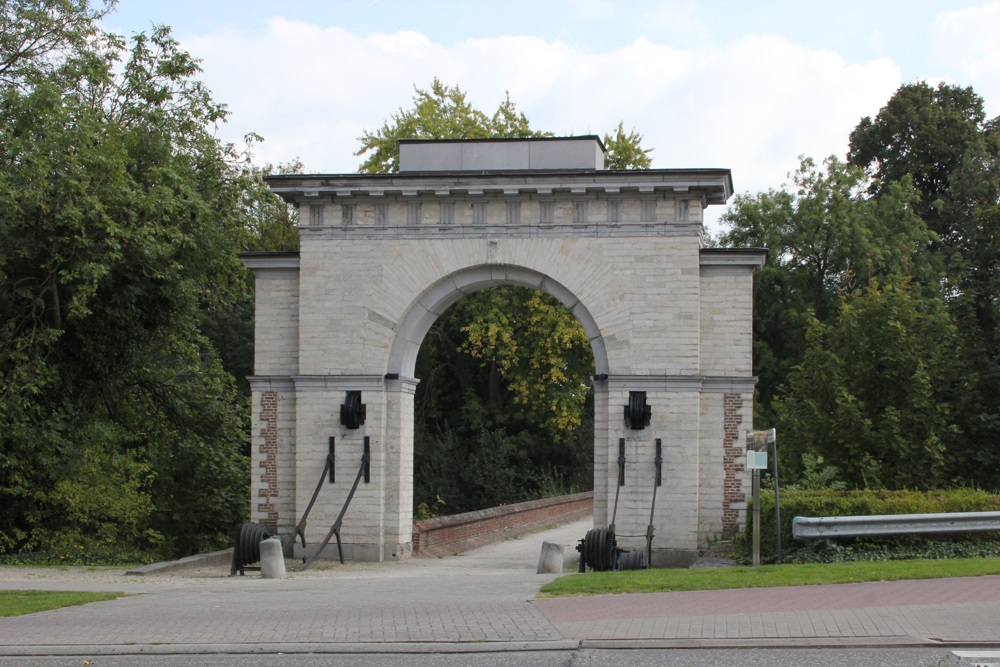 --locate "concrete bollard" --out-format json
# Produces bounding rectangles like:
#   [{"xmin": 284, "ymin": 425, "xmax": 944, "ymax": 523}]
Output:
[
  {"xmin": 536, "ymin": 540, "xmax": 565, "ymax": 574},
  {"xmin": 259, "ymin": 537, "xmax": 287, "ymax": 579}
]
